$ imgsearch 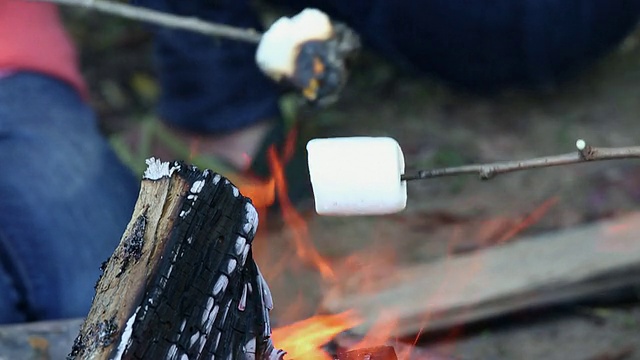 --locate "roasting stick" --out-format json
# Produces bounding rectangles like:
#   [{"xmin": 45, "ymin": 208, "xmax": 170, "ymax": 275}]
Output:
[
  {"xmin": 401, "ymin": 139, "xmax": 640, "ymax": 181},
  {"xmin": 32, "ymin": 0, "xmax": 263, "ymax": 43},
  {"xmin": 307, "ymin": 138, "xmax": 640, "ymax": 216}
]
